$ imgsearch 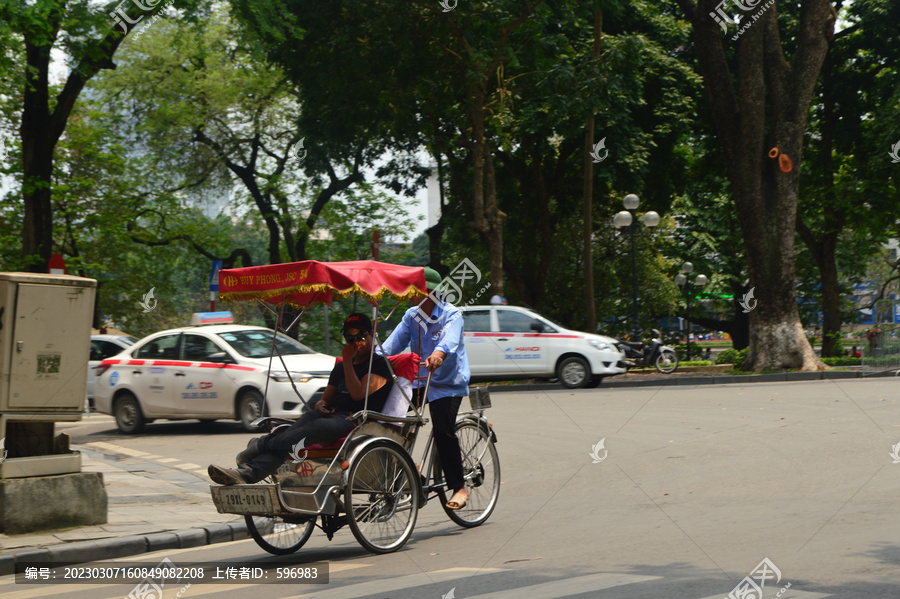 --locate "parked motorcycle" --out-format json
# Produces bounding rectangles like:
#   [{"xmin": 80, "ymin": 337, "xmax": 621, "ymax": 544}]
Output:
[{"xmin": 616, "ymin": 329, "xmax": 679, "ymax": 374}]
